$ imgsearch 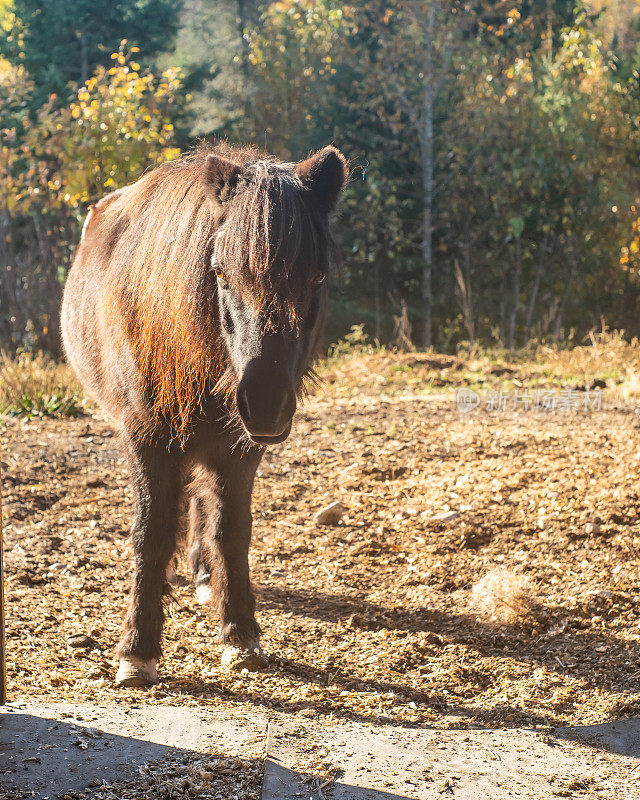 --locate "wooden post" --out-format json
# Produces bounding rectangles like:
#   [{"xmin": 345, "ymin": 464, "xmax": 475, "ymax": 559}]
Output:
[{"xmin": 0, "ymin": 459, "xmax": 5, "ymax": 703}]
